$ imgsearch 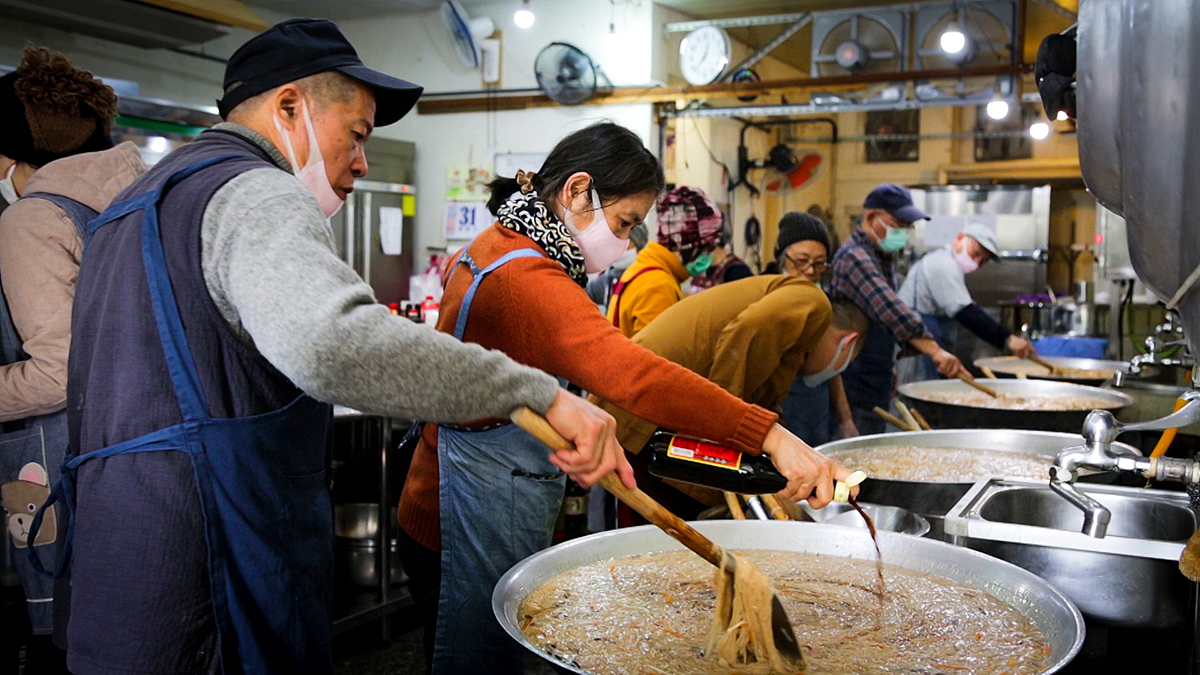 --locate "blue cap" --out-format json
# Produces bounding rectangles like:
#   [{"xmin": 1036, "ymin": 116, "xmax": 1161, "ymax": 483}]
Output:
[
  {"xmin": 218, "ymin": 18, "xmax": 423, "ymax": 127},
  {"xmin": 862, "ymin": 183, "xmax": 929, "ymax": 224}
]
